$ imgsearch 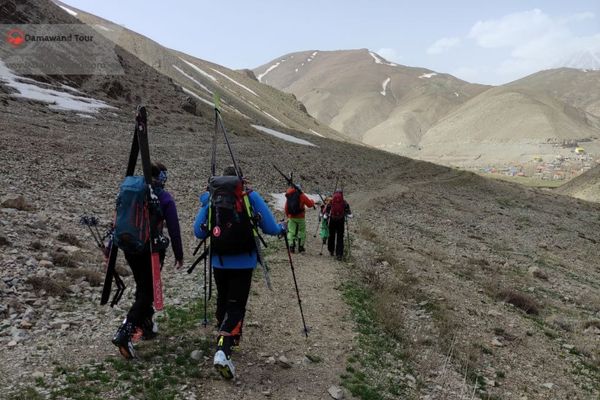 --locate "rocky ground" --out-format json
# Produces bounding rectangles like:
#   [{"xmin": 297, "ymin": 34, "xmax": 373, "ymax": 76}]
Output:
[
  {"xmin": 3, "ymin": 92, "xmax": 600, "ymax": 399},
  {"xmin": 3, "ymin": 9, "xmax": 600, "ymax": 395}
]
